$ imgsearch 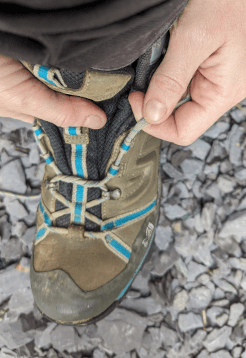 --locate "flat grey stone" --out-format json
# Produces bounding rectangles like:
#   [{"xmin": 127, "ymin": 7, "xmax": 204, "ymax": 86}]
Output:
[
  {"xmin": 23, "ymin": 212, "xmax": 36, "ymax": 226},
  {"xmin": 178, "ymin": 312, "xmax": 203, "ymax": 332},
  {"xmin": 50, "ymin": 325, "xmax": 78, "ymax": 352},
  {"xmin": 206, "ymin": 140, "xmax": 227, "ymax": 163},
  {"xmin": 164, "ymin": 204, "xmax": 188, "ymax": 221},
  {"xmin": 229, "ymin": 125, "xmax": 244, "ymax": 166},
  {"xmin": 174, "ymin": 230, "xmax": 197, "ymax": 258},
  {"xmin": 193, "ymin": 232, "xmax": 214, "ymax": 267},
  {"xmin": 217, "ymin": 175, "xmax": 236, "ymax": 193},
  {"xmin": 214, "ymin": 288, "xmax": 225, "ymax": 300},
  {"xmin": 201, "ymin": 202, "xmax": 216, "ymax": 231},
  {"xmin": 210, "ymin": 350, "xmax": 232, "ymax": 358},
  {"xmin": 187, "ymin": 261, "xmax": 207, "ymax": 282},
  {"xmin": 35, "ymin": 323, "xmax": 57, "ymax": 349},
  {"xmin": 0, "ymin": 263, "xmax": 30, "ymax": 305},
  {"xmin": 0, "ymin": 149, "xmax": 12, "ymax": 166},
  {"xmin": 174, "ymin": 181, "xmax": 190, "ymax": 199},
  {"xmin": 45, "ymin": 348, "xmax": 59, "ymax": 358},
  {"xmin": 204, "ymin": 182, "xmax": 223, "ymax": 203},
  {"xmin": 197, "ymin": 274, "xmax": 215, "ymax": 296},
  {"xmin": 211, "ymin": 299, "xmax": 230, "ymax": 307},
  {"xmin": 173, "ymin": 290, "xmax": 189, "ymax": 311},
  {"xmin": 1, "ymin": 237, "xmax": 23, "ymax": 261},
  {"xmin": 160, "ymin": 325, "xmax": 178, "ymax": 349},
  {"xmin": 180, "ymin": 158, "xmax": 204, "ymax": 178},
  {"xmin": 218, "ymin": 211, "xmax": 246, "ymax": 243},
  {"xmin": 0, "ymin": 159, "xmax": 26, "ymax": 194},
  {"xmin": 5, "ymin": 287, "xmax": 34, "ymax": 322},
  {"xmin": 187, "ymin": 286, "xmax": 212, "ymax": 310},
  {"xmin": 203, "ymin": 121, "xmax": 230, "ymax": 139},
  {"xmin": 114, "ymin": 354, "xmax": 131, "ymax": 358},
  {"xmin": 148, "ymin": 327, "xmax": 168, "ymax": 357},
  {"xmin": 214, "ymin": 279, "xmax": 237, "ymax": 295},
  {"xmin": 154, "ymin": 226, "xmax": 172, "ymax": 251},
  {"xmin": 28, "ymin": 142, "xmax": 40, "ymax": 165},
  {"xmin": 237, "ymin": 195, "xmax": 246, "ymax": 211},
  {"xmin": 24, "ymin": 197, "xmax": 40, "ymax": 214},
  {"xmin": 220, "ymin": 159, "xmax": 233, "ymax": 174},
  {"xmin": 21, "ymin": 225, "xmax": 36, "ymax": 246},
  {"xmin": 192, "ymin": 180, "xmax": 203, "ymax": 199},
  {"xmin": 206, "ymin": 307, "xmax": 228, "ymax": 327},
  {"xmin": 97, "ymin": 308, "xmax": 147, "ymax": 355},
  {"xmin": 0, "ymin": 216, "xmax": 11, "ymax": 240},
  {"xmin": 216, "ymin": 313, "xmax": 229, "ymax": 327},
  {"xmin": 152, "ymin": 246, "xmax": 179, "ymax": 276},
  {"xmin": 184, "ymin": 139, "xmax": 211, "ymax": 161},
  {"xmin": 228, "ymin": 303, "xmax": 245, "ymax": 327},
  {"xmin": 0, "ymin": 316, "xmax": 36, "ymax": 350},
  {"xmin": 229, "ymin": 258, "xmax": 246, "ymax": 271},
  {"xmin": 131, "ymin": 270, "xmax": 150, "ymax": 295},
  {"xmin": 203, "ymin": 326, "xmax": 232, "ymax": 352},
  {"xmin": 0, "ymin": 347, "xmax": 18, "ymax": 358},
  {"xmin": 232, "ymin": 346, "xmax": 243, "ymax": 358},
  {"xmin": 230, "ymin": 108, "xmax": 246, "ymax": 123},
  {"xmin": 147, "ymin": 327, "xmax": 161, "ymax": 352},
  {"xmin": 170, "ymin": 149, "xmax": 192, "ymax": 167},
  {"xmin": 227, "ymin": 270, "xmax": 243, "ymax": 289},
  {"xmin": 93, "ymin": 349, "xmax": 107, "ymax": 358},
  {"xmin": 215, "ymin": 236, "xmax": 242, "ymax": 257},
  {"xmin": 196, "ymin": 350, "xmax": 210, "ymax": 358},
  {"xmin": 12, "ymin": 221, "xmax": 27, "ymax": 238},
  {"xmin": 25, "ymin": 162, "xmax": 45, "ymax": 187},
  {"xmin": 204, "ymin": 162, "xmax": 220, "ymax": 178},
  {"xmin": 190, "ymin": 329, "xmax": 207, "ymax": 349},
  {"xmin": 162, "ymin": 162, "xmax": 183, "ymax": 180},
  {"xmin": 240, "ymin": 275, "xmax": 246, "ymax": 290},
  {"xmin": 119, "ymin": 297, "xmax": 162, "ymax": 316},
  {"xmin": 235, "ymin": 167, "xmax": 246, "ymax": 181},
  {"xmin": 3, "ymin": 198, "xmax": 28, "ymax": 221},
  {"xmin": 175, "ymin": 257, "xmax": 188, "ymax": 278}
]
